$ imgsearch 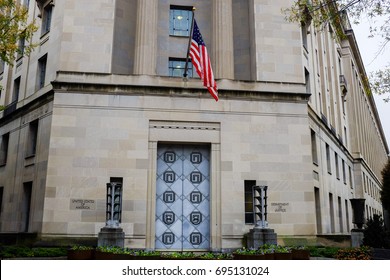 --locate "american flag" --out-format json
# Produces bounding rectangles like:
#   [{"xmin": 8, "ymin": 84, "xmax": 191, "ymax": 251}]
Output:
[{"xmin": 189, "ymin": 19, "xmax": 218, "ymax": 101}]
